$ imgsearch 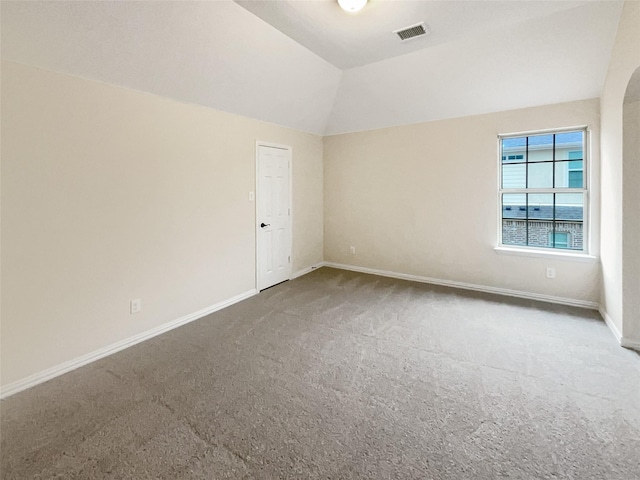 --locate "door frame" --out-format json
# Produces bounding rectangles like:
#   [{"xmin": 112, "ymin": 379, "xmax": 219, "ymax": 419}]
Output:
[{"xmin": 255, "ymin": 141, "xmax": 293, "ymax": 291}]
